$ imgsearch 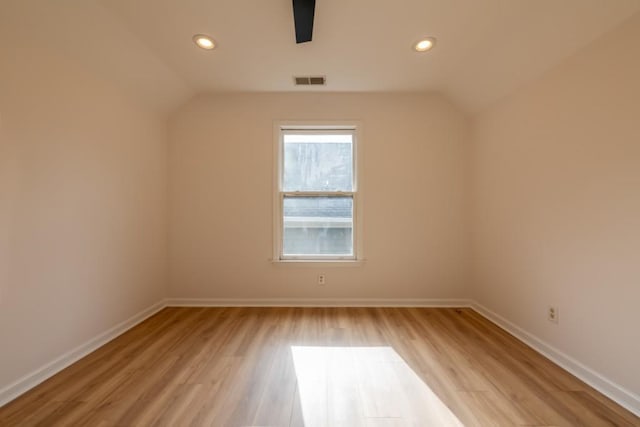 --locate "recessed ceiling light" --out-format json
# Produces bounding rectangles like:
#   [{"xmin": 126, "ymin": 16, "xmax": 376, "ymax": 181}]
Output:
[
  {"xmin": 193, "ymin": 34, "xmax": 216, "ymax": 50},
  {"xmin": 414, "ymin": 37, "xmax": 436, "ymax": 52}
]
